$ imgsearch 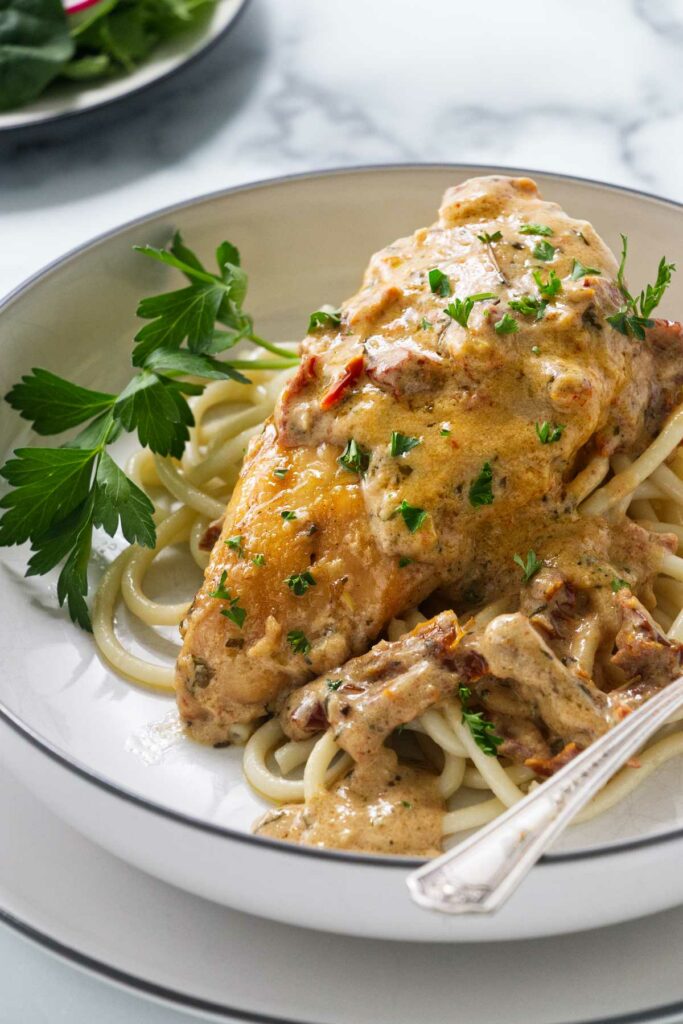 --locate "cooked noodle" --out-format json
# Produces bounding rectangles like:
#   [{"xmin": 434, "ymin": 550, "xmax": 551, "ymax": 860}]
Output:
[{"xmin": 92, "ymin": 363, "xmax": 683, "ymax": 847}]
